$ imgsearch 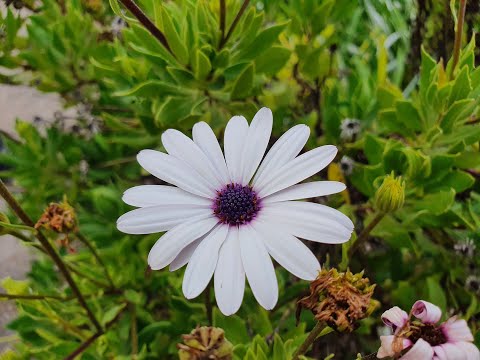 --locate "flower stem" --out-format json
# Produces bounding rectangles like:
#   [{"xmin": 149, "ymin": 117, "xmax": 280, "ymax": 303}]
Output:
[
  {"xmin": 117, "ymin": 0, "xmax": 174, "ymax": 57},
  {"xmin": 76, "ymin": 232, "xmax": 116, "ymax": 290},
  {"xmin": 348, "ymin": 212, "xmax": 385, "ymax": 258},
  {"xmin": 219, "ymin": 0, "xmax": 250, "ymax": 49},
  {"xmin": 449, "ymin": 0, "xmax": 467, "ymax": 79},
  {"xmin": 292, "ymin": 322, "xmax": 326, "ymax": 360},
  {"xmin": 0, "ymin": 179, "xmax": 102, "ymax": 333},
  {"xmin": 0, "ymin": 293, "xmax": 68, "ymax": 300},
  {"xmin": 219, "ymin": 0, "xmax": 226, "ymax": 47},
  {"xmin": 130, "ymin": 303, "xmax": 138, "ymax": 356},
  {"xmin": 205, "ymin": 282, "xmax": 213, "ymax": 325}
]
